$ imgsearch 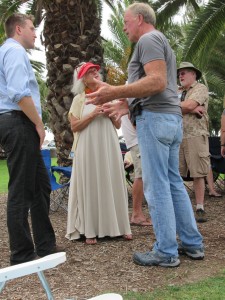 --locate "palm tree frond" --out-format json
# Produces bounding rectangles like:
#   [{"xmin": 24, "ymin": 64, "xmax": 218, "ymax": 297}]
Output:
[{"xmin": 183, "ymin": 0, "xmax": 225, "ymax": 61}]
